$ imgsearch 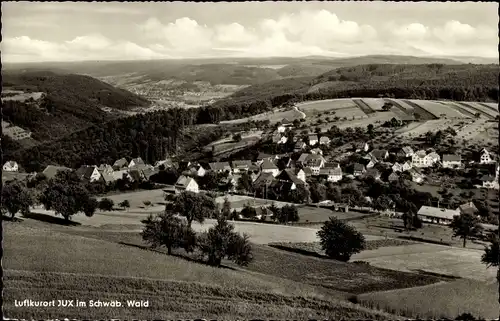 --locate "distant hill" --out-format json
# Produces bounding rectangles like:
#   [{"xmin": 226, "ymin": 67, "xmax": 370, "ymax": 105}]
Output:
[
  {"xmin": 215, "ymin": 63, "xmax": 498, "ymax": 108},
  {"xmin": 2, "ymin": 71, "xmax": 150, "ymax": 143}
]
